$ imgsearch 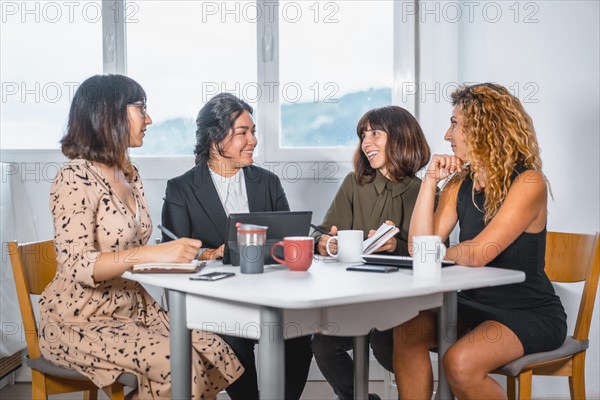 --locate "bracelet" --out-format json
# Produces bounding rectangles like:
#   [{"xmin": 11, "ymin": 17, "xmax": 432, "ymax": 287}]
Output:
[{"xmin": 196, "ymin": 248, "xmax": 208, "ymax": 260}]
